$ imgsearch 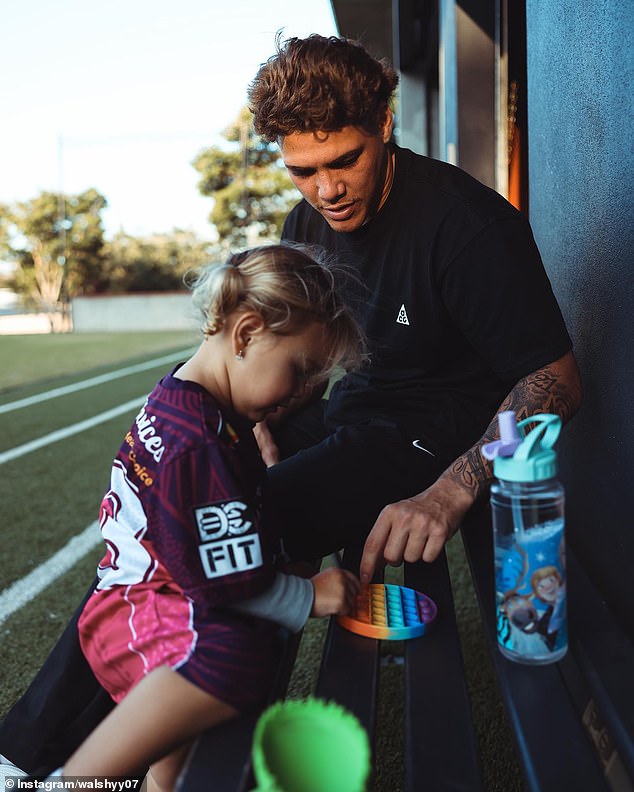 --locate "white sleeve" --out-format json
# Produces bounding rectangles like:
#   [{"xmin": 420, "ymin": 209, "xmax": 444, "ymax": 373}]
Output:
[{"xmin": 230, "ymin": 572, "xmax": 314, "ymax": 633}]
